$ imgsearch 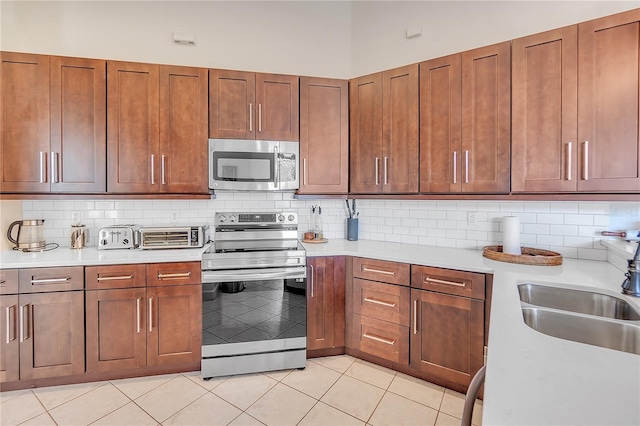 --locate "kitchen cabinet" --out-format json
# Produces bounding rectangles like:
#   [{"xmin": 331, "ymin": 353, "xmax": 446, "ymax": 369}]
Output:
[
  {"xmin": 307, "ymin": 256, "xmax": 346, "ymax": 354},
  {"xmin": 0, "ymin": 53, "xmax": 106, "ymax": 193},
  {"xmin": 512, "ymin": 9, "xmax": 640, "ymax": 193},
  {"xmin": 85, "ymin": 262, "xmax": 201, "ymax": 373},
  {"xmin": 419, "ymin": 42, "xmax": 510, "ymax": 193},
  {"xmin": 107, "ymin": 61, "xmax": 208, "ymax": 194},
  {"xmin": 346, "ymin": 257, "xmax": 410, "ymax": 365},
  {"xmin": 298, "ymin": 77, "xmax": 349, "ymax": 194},
  {"xmin": 350, "ymin": 64, "xmax": 419, "ymax": 194},
  {"xmin": 209, "ymin": 70, "xmax": 299, "ymax": 141},
  {"xmin": 410, "ymin": 265, "xmax": 485, "ymax": 391},
  {"xmin": 0, "ymin": 267, "xmax": 85, "ymax": 384}
]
